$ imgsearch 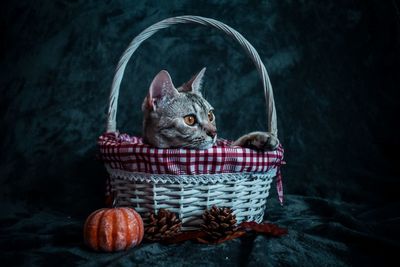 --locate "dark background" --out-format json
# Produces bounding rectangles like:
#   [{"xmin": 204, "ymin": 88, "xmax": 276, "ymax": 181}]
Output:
[{"xmin": 0, "ymin": 0, "xmax": 399, "ymax": 266}]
